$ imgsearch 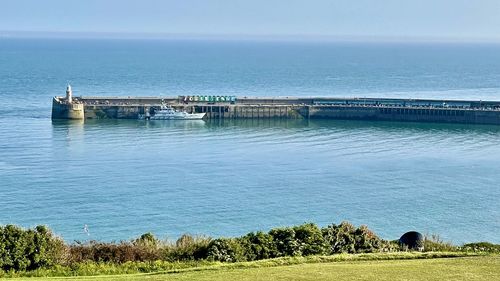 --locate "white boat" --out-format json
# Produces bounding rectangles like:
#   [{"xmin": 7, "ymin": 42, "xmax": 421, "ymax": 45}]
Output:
[{"xmin": 139, "ymin": 105, "xmax": 206, "ymax": 120}]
